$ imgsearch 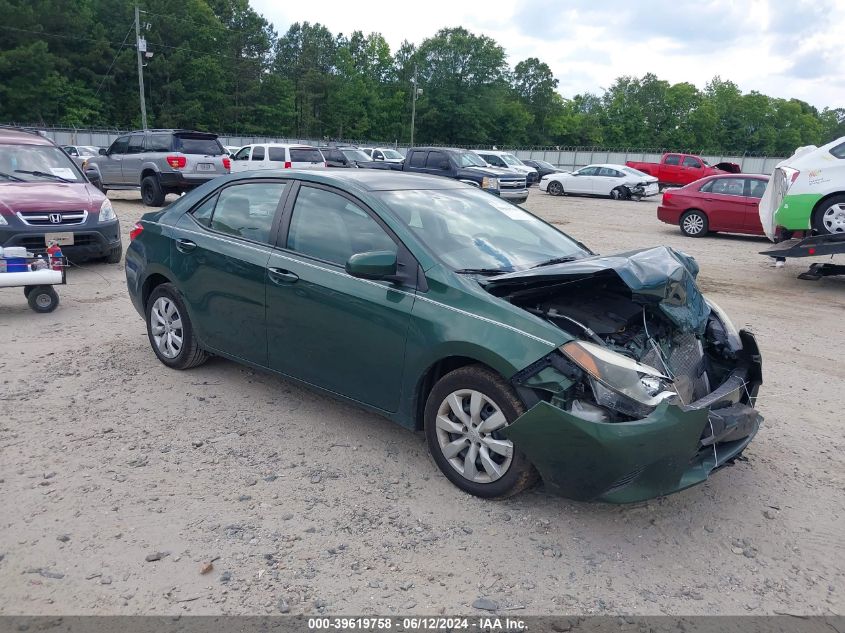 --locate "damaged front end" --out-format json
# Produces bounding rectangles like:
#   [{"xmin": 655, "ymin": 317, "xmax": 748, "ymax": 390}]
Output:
[{"xmin": 484, "ymin": 247, "xmax": 763, "ymax": 503}]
